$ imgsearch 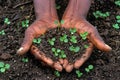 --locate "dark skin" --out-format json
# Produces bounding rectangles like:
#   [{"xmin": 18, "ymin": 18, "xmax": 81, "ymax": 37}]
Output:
[{"xmin": 17, "ymin": 0, "xmax": 112, "ymax": 72}]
